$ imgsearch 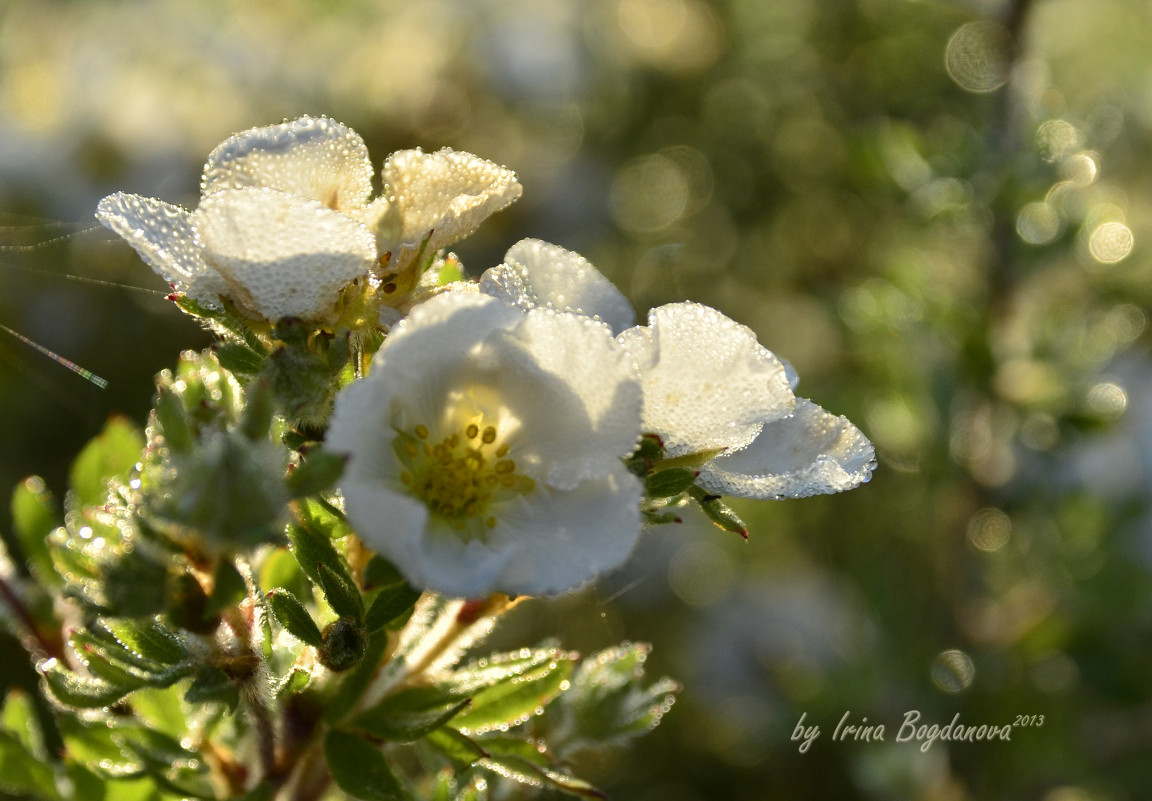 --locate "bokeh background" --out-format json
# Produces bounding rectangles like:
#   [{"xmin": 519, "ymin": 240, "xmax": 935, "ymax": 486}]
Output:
[{"xmin": 2, "ymin": 0, "xmax": 1152, "ymax": 798}]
